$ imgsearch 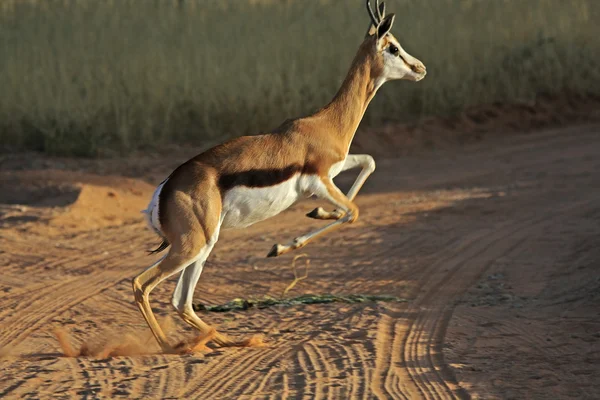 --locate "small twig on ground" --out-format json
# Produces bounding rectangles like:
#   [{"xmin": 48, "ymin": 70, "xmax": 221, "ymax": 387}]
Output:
[
  {"xmin": 193, "ymin": 255, "xmax": 407, "ymax": 313},
  {"xmin": 281, "ymin": 254, "xmax": 310, "ymax": 297}
]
